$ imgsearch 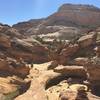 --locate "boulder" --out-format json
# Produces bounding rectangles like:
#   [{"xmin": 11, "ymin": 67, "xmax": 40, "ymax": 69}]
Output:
[
  {"xmin": 0, "ymin": 59, "xmax": 30, "ymax": 78},
  {"xmin": 46, "ymin": 80, "xmax": 69, "ymax": 100},
  {"xmin": 59, "ymin": 90, "xmax": 78, "ymax": 100},
  {"xmin": 60, "ymin": 44, "xmax": 79, "ymax": 57},
  {"xmin": 69, "ymin": 84, "xmax": 88, "ymax": 91},
  {"xmin": 8, "ymin": 48, "xmax": 48, "ymax": 63},
  {"xmin": 78, "ymin": 33, "xmax": 97, "ymax": 48},
  {"xmin": 58, "ymin": 56, "xmax": 71, "ymax": 65},
  {"xmin": 0, "ymin": 76, "xmax": 30, "ymax": 100},
  {"xmin": 54, "ymin": 65, "xmax": 86, "ymax": 78},
  {"xmin": 48, "ymin": 61, "xmax": 58, "ymax": 69},
  {"xmin": 8, "ymin": 50, "xmax": 34, "ymax": 62},
  {"xmin": 84, "ymin": 62, "xmax": 100, "ymax": 86},
  {"xmin": 74, "ymin": 57, "xmax": 89, "ymax": 66},
  {"xmin": 59, "ymin": 89, "xmax": 100, "ymax": 100},
  {"xmin": 11, "ymin": 38, "xmax": 49, "ymax": 63},
  {"xmin": 11, "ymin": 38, "xmax": 34, "ymax": 52},
  {"xmin": 59, "ymin": 89, "xmax": 87, "ymax": 100},
  {"xmin": 0, "ymin": 77, "xmax": 17, "ymax": 94}
]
